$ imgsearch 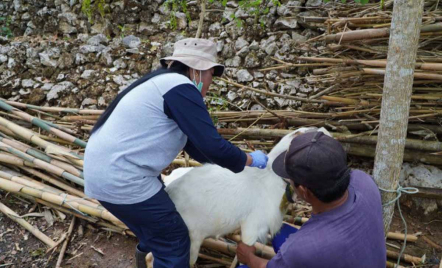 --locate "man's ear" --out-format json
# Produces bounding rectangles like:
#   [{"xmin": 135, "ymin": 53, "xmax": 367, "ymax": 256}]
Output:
[{"xmin": 297, "ymin": 185, "xmax": 309, "ymax": 201}]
